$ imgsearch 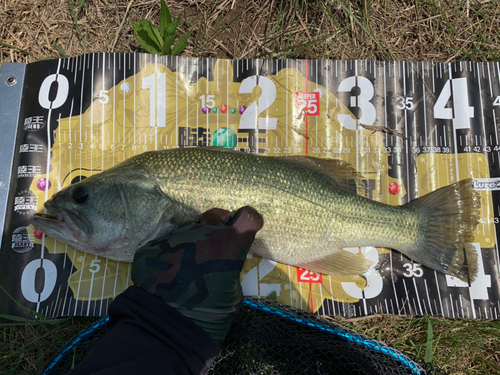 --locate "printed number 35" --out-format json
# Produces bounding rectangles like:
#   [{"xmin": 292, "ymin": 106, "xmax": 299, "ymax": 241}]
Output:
[{"xmin": 403, "ymin": 263, "xmax": 423, "ymax": 277}]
